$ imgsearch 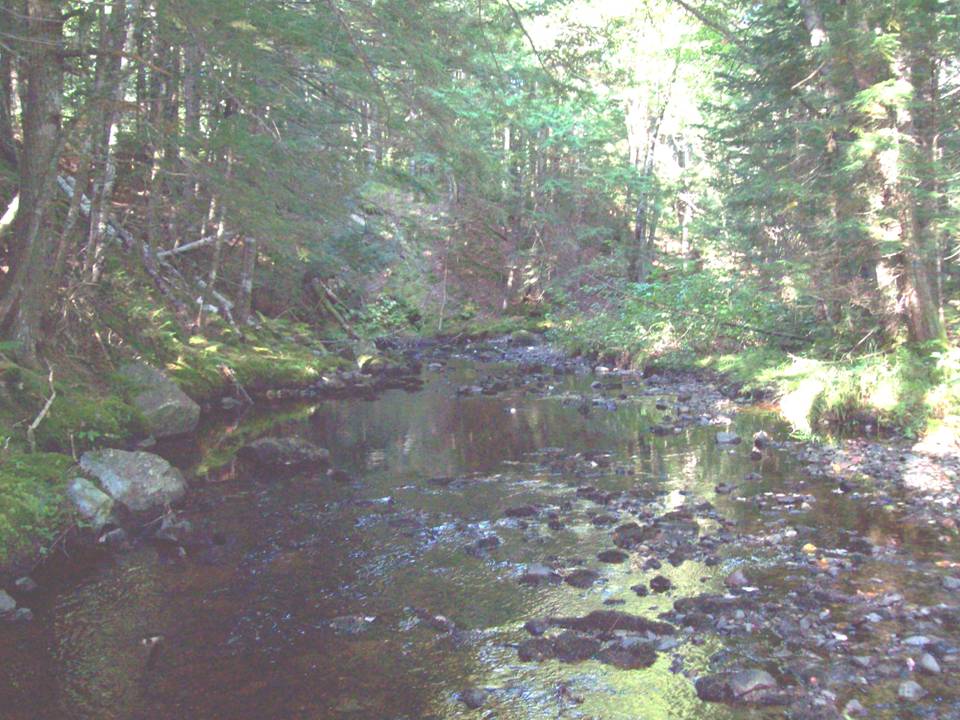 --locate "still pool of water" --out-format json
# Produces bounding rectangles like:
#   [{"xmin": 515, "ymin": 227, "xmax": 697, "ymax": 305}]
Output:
[{"xmin": 0, "ymin": 360, "xmax": 943, "ymax": 719}]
